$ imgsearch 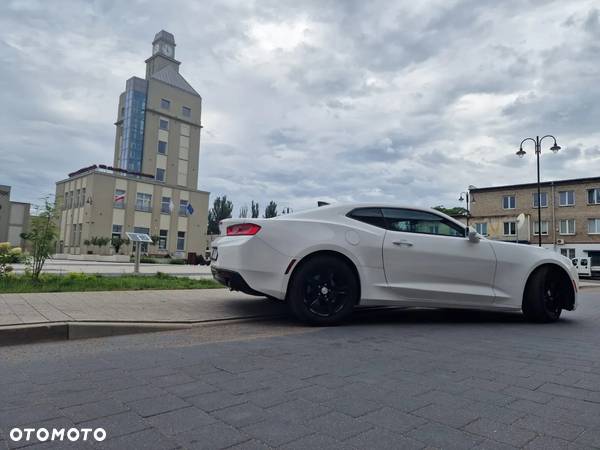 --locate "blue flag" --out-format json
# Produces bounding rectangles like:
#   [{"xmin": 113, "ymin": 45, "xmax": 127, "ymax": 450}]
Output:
[{"xmin": 186, "ymin": 203, "xmax": 194, "ymax": 215}]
